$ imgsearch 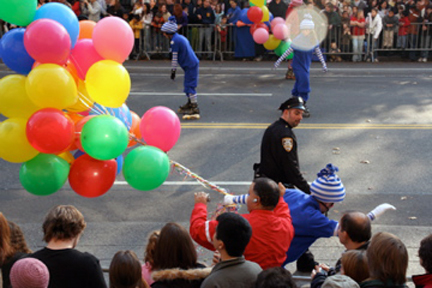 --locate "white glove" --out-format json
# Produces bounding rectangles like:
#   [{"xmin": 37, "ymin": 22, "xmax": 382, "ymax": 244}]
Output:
[
  {"xmin": 367, "ymin": 203, "xmax": 396, "ymax": 220},
  {"xmin": 223, "ymin": 195, "xmax": 235, "ymax": 205},
  {"xmin": 223, "ymin": 194, "xmax": 248, "ymax": 205}
]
